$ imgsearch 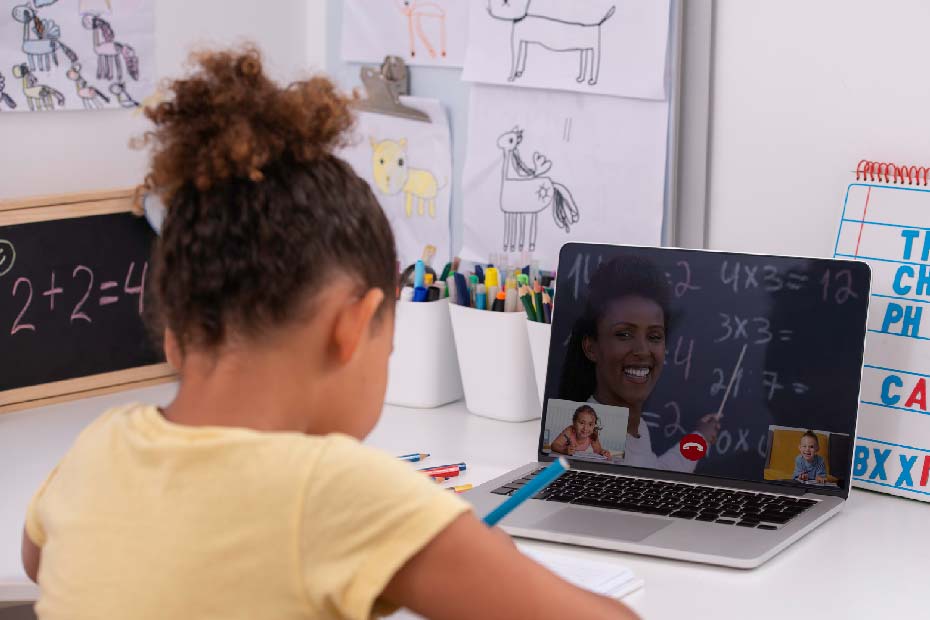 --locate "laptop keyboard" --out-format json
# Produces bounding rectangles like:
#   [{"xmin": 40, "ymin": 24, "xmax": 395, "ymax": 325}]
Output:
[{"xmin": 491, "ymin": 468, "xmax": 818, "ymax": 530}]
